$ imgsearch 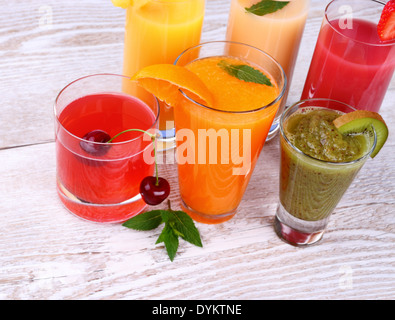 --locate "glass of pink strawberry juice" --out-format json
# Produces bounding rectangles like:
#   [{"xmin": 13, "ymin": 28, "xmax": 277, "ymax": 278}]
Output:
[
  {"xmin": 54, "ymin": 74, "xmax": 159, "ymax": 223},
  {"xmin": 301, "ymin": 0, "xmax": 395, "ymax": 112}
]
